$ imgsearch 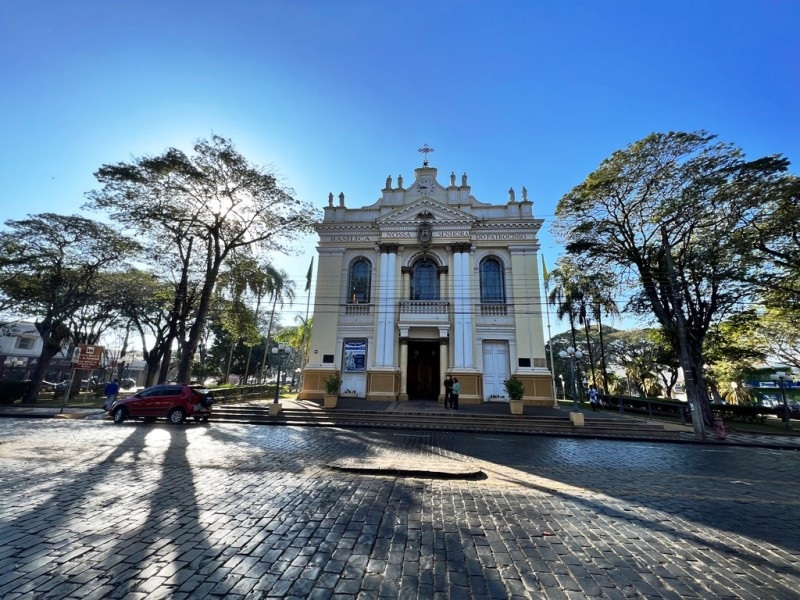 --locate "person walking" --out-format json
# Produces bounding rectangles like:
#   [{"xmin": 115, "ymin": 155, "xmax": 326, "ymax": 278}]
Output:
[
  {"xmin": 451, "ymin": 378, "xmax": 460, "ymax": 410},
  {"xmin": 443, "ymin": 375, "xmax": 453, "ymax": 409},
  {"xmin": 588, "ymin": 385, "xmax": 600, "ymax": 411},
  {"xmin": 103, "ymin": 378, "xmax": 120, "ymax": 411}
]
